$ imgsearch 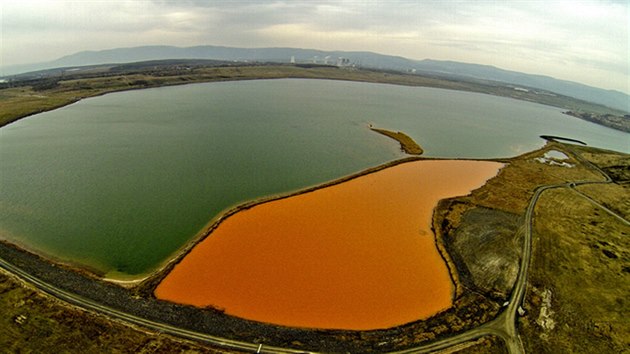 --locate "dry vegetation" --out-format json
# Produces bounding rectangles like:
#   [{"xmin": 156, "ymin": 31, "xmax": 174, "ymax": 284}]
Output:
[
  {"xmin": 0, "ymin": 271, "xmax": 231, "ymax": 353},
  {"xmin": 521, "ymin": 188, "xmax": 629, "ymax": 352},
  {"xmin": 370, "ymin": 127, "xmax": 424, "ymax": 155},
  {"xmin": 518, "ymin": 146, "xmax": 630, "ymax": 353}
]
